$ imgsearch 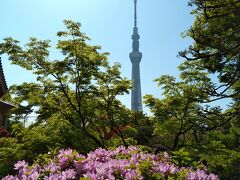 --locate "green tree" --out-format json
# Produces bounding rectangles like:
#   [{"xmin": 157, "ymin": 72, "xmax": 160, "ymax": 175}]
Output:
[
  {"xmin": 176, "ymin": 1, "xmax": 240, "ymax": 177},
  {"xmin": 144, "ymin": 58, "xmax": 225, "ymax": 149},
  {"xmin": 0, "ymin": 20, "xmax": 131, "ymax": 149},
  {"xmin": 144, "ymin": 68, "xmax": 240, "ymax": 178},
  {"xmin": 180, "ymin": 0, "xmax": 240, "ymax": 102}
]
